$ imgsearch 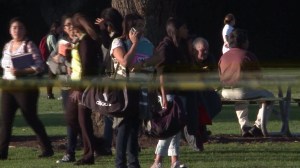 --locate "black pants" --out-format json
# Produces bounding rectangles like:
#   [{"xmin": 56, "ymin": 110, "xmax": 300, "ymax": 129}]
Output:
[
  {"xmin": 65, "ymin": 89, "xmax": 95, "ymax": 161},
  {"xmin": 115, "ymin": 89, "xmax": 141, "ymax": 168},
  {"xmin": 46, "ymin": 68, "xmax": 56, "ymax": 96},
  {"xmin": 0, "ymin": 88, "xmax": 52, "ymax": 158}
]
